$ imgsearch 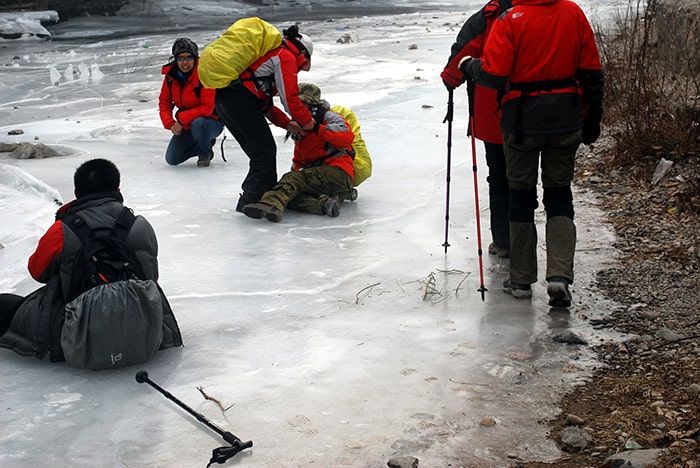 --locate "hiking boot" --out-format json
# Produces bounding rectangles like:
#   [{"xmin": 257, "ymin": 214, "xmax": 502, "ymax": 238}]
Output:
[
  {"xmin": 502, "ymin": 278, "xmax": 532, "ymax": 299},
  {"xmin": 235, "ymin": 193, "xmax": 256, "ymax": 213},
  {"xmin": 197, "ymin": 152, "xmax": 212, "ymax": 167},
  {"xmin": 242, "ymin": 202, "xmax": 282, "ymax": 223},
  {"xmin": 488, "ymin": 242, "xmax": 510, "ymax": 258},
  {"xmin": 547, "ymin": 277, "xmax": 572, "ymax": 308},
  {"xmin": 323, "ymin": 196, "xmax": 340, "ymax": 217}
]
